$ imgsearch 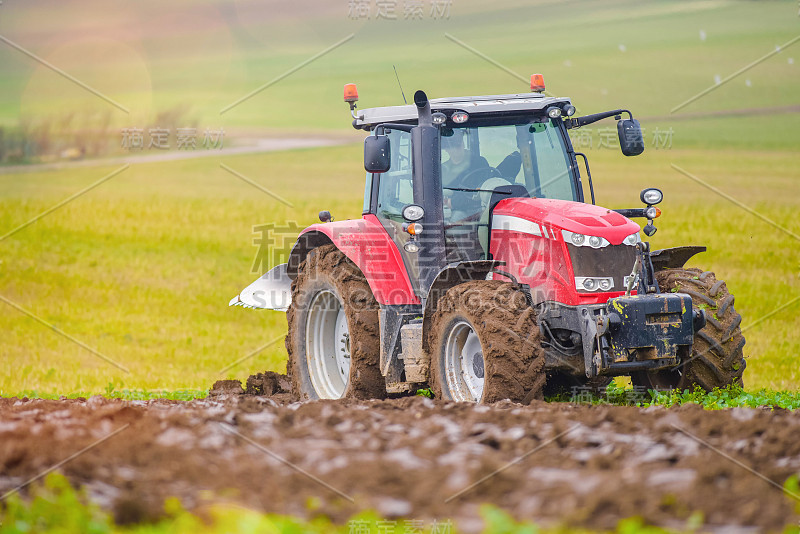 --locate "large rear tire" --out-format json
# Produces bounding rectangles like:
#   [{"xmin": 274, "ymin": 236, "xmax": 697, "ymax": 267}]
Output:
[
  {"xmin": 429, "ymin": 281, "xmax": 545, "ymax": 403},
  {"xmin": 286, "ymin": 245, "xmax": 385, "ymax": 400},
  {"xmin": 631, "ymin": 268, "xmax": 746, "ymax": 392}
]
